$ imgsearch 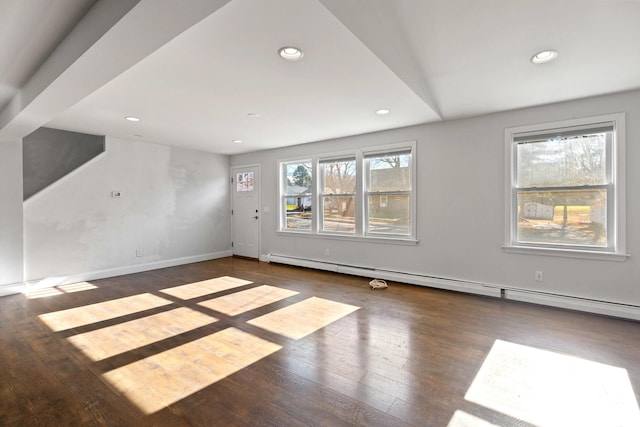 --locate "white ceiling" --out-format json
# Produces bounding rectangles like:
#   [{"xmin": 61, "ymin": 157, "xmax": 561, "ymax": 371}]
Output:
[
  {"xmin": 1, "ymin": 0, "xmax": 639, "ymax": 155},
  {"xmin": 0, "ymin": 0, "xmax": 96, "ymax": 111}
]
